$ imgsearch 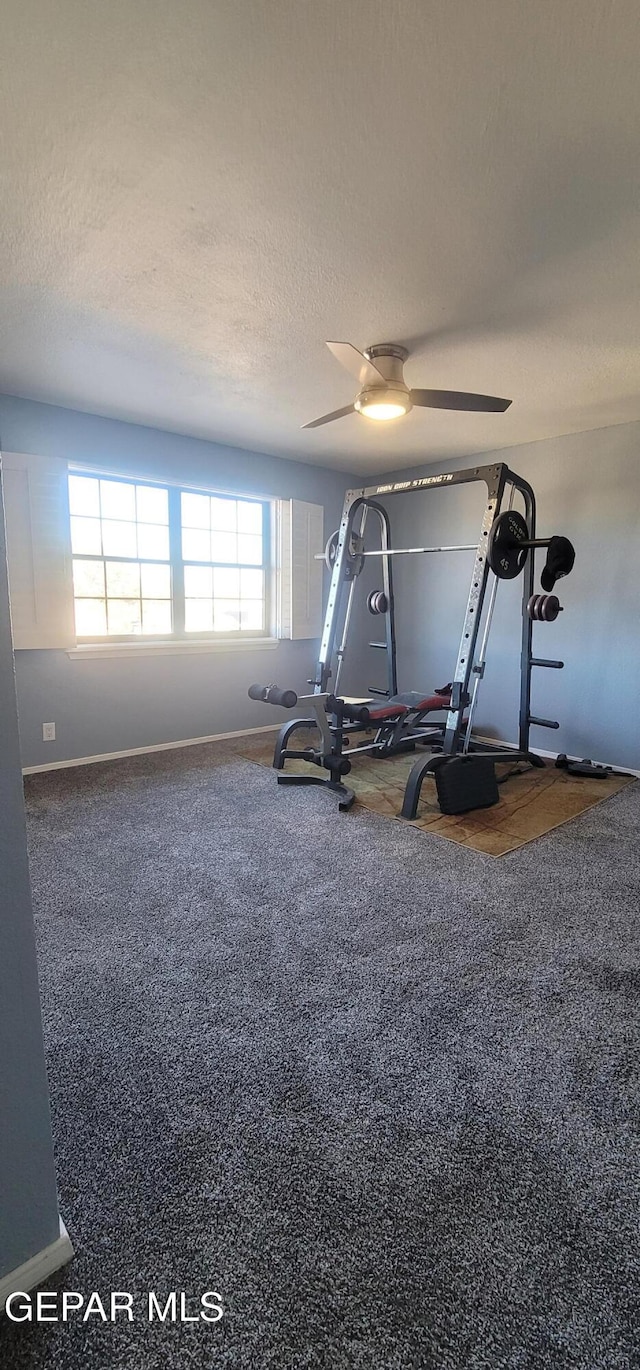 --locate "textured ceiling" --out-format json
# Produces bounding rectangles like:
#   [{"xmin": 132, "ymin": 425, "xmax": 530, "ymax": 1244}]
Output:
[{"xmin": 1, "ymin": 0, "xmax": 640, "ymax": 473}]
